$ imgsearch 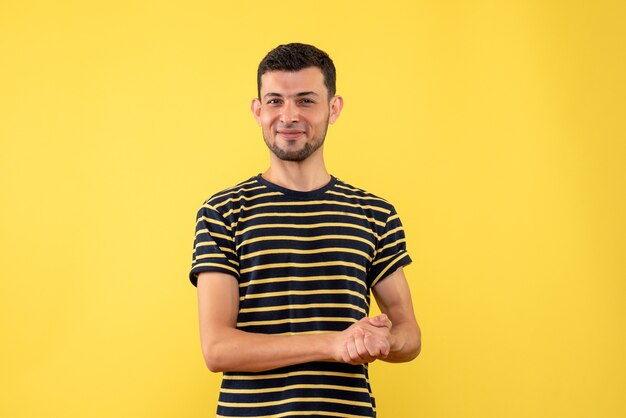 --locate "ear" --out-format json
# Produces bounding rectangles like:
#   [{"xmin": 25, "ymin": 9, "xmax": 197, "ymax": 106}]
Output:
[
  {"xmin": 251, "ymin": 98, "xmax": 262, "ymax": 126},
  {"xmin": 328, "ymin": 95, "xmax": 344, "ymax": 124}
]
